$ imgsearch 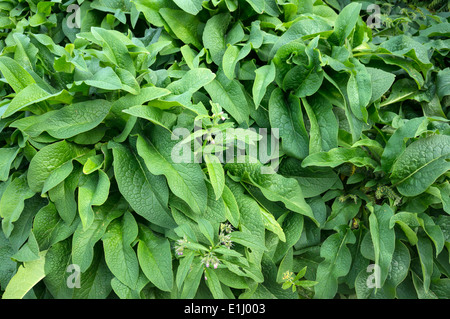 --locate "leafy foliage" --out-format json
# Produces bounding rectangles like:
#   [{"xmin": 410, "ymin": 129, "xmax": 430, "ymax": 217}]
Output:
[{"xmin": 0, "ymin": 0, "xmax": 449, "ymax": 299}]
